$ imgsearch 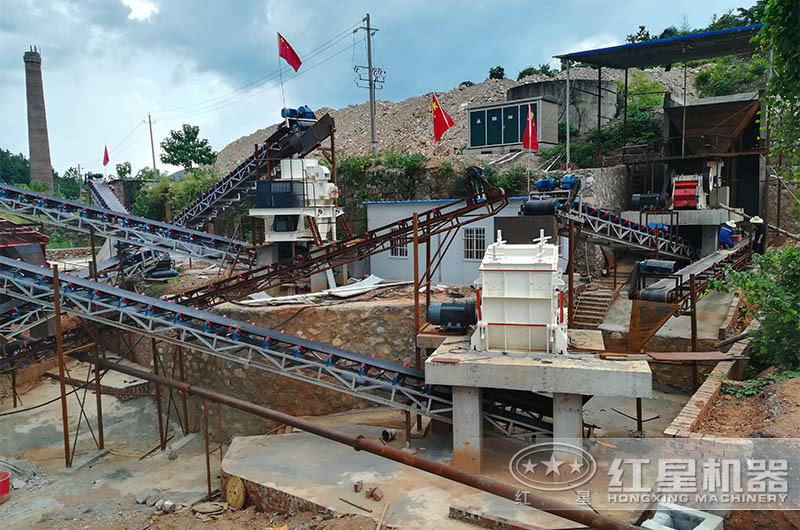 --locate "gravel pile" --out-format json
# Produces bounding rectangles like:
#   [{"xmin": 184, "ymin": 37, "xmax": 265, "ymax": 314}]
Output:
[{"xmin": 214, "ymin": 66, "xmax": 702, "ymax": 175}]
